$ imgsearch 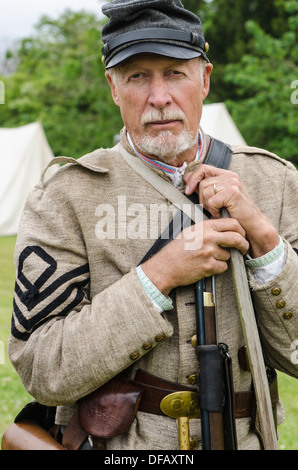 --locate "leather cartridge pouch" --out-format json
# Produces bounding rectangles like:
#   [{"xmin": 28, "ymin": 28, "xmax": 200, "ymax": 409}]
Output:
[{"xmin": 77, "ymin": 373, "xmax": 143, "ymax": 442}]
